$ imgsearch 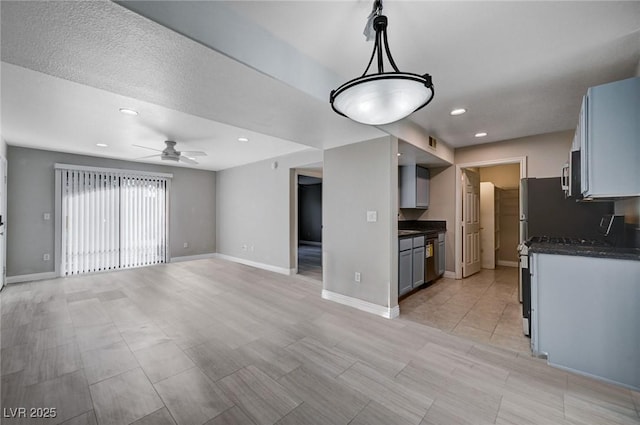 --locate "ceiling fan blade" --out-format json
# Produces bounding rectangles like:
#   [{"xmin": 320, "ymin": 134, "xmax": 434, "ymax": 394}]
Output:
[
  {"xmin": 132, "ymin": 144, "xmax": 163, "ymax": 152},
  {"xmin": 179, "ymin": 156, "xmax": 198, "ymax": 165},
  {"xmin": 135, "ymin": 154, "xmax": 162, "ymax": 160},
  {"xmin": 180, "ymin": 151, "xmax": 207, "ymax": 157}
]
